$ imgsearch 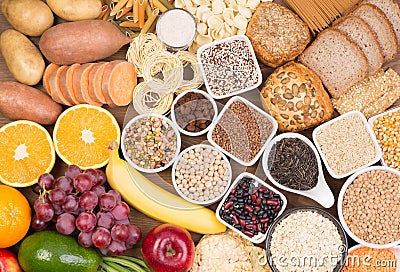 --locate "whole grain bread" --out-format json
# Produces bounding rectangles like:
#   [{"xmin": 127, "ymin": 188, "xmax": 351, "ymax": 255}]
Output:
[
  {"xmin": 246, "ymin": 2, "xmax": 311, "ymax": 68},
  {"xmin": 362, "ymin": 0, "xmax": 400, "ymax": 46},
  {"xmin": 333, "ymin": 16, "xmax": 383, "ymax": 76},
  {"xmin": 299, "ymin": 29, "xmax": 368, "ymax": 98},
  {"xmin": 350, "ymin": 3, "xmax": 398, "ymax": 62}
]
